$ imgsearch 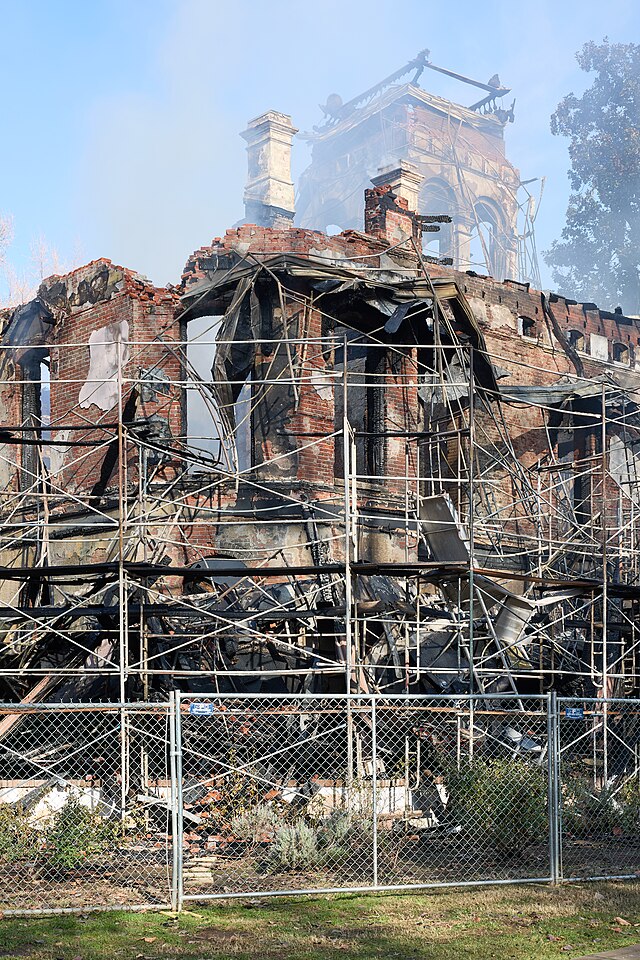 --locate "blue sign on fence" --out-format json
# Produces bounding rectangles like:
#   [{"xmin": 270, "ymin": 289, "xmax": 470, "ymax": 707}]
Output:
[
  {"xmin": 189, "ymin": 702, "xmax": 216, "ymax": 716},
  {"xmin": 565, "ymin": 706, "xmax": 584, "ymax": 719}
]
